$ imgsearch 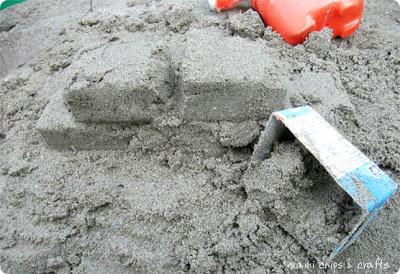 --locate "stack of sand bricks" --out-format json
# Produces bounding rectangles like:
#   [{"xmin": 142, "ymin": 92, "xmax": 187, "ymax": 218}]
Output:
[{"xmin": 37, "ymin": 29, "xmax": 287, "ymax": 152}]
